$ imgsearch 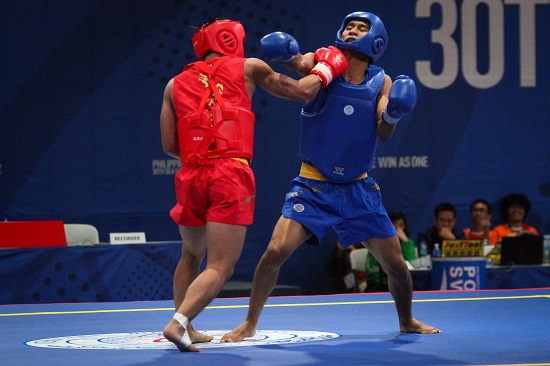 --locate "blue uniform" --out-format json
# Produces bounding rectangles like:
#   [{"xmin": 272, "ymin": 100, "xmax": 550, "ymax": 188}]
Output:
[
  {"xmin": 299, "ymin": 65, "xmax": 385, "ymax": 182},
  {"xmin": 282, "ymin": 65, "xmax": 396, "ymax": 247}
]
